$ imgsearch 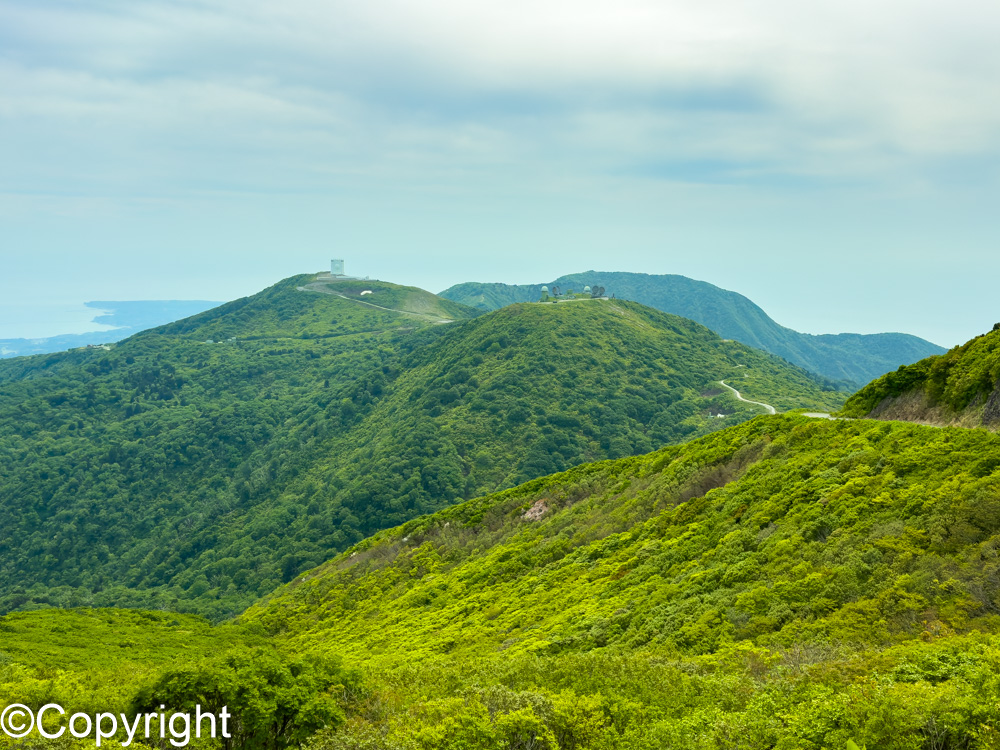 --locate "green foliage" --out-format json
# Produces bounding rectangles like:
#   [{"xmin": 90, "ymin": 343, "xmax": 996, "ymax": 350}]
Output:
[
  {"xmin": 133, "ymin": 649, "xmax": 358, "ymax": 750},
  {"xmin": 440, "ymin": 271, "xmax": 944, "ymax": 385},
  {"xmin": 0, "ymin": 279, "xmax": 840, "ymax": 619},
  {"xmin": 0, "ymin": 609, "xmax": 354, "ymax": 749},
  {"xmin": 0, "ymin": 608, "xmax": 258, "ymax": 720},
  {"xmin": 283, "ymin": 637, "xmax": 1000, "ymax": 750},
  {"xmin": 10, "ymin": 609, "xmax": 1000, "ymax": 748},
  {"xmin": 2, "ymin": 275, "xmax": 994, "ymax": 750},
  {"xmin": 3, "ymin": 409, "xmax": 1000, "ymax": 747},
  {"xmin": 238, "ymin": 411, "xmax": 1000, "ymax": 747},
  {"xmin": 248, "ymin": 416, "xmax": 1000, "ymax": 660},
  {"xmin": 0, "ymin": 608, "xmax": 250, "ymax": 673},
  {"xmin": 843, "ymin": 327, "xmax": 1000, "ymax": 427}
]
